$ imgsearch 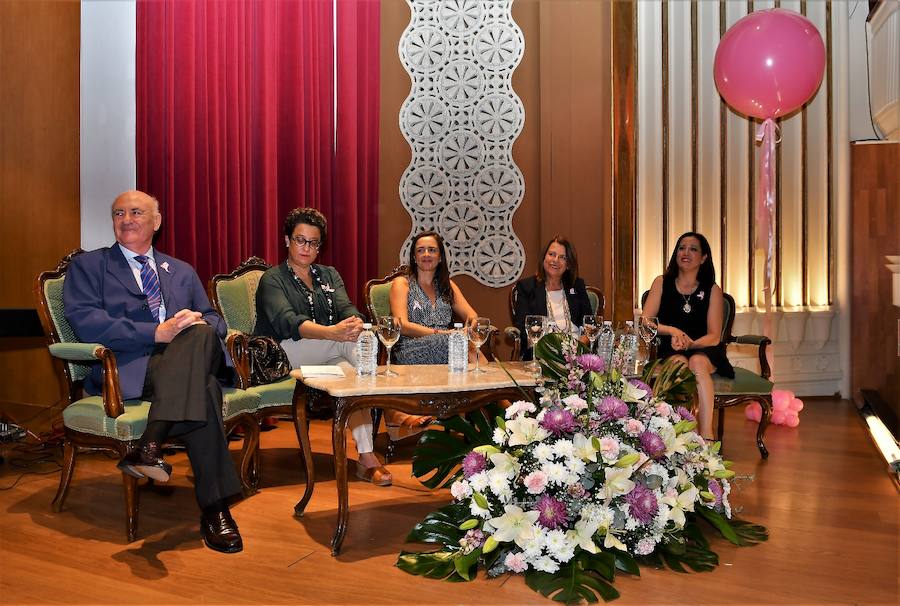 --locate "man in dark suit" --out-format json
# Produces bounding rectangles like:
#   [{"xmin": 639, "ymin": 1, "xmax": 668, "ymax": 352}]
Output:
[{"xmin": 63, "ymin": 190, "xmax": 243, "ymax": 553}]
